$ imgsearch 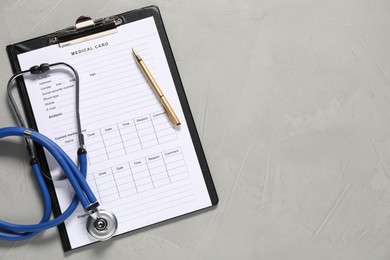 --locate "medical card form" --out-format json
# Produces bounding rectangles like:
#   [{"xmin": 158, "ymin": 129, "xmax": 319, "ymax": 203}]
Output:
[{"xmin": 7, "ymin": 7, "xmax": 217, "ymax": 251}]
